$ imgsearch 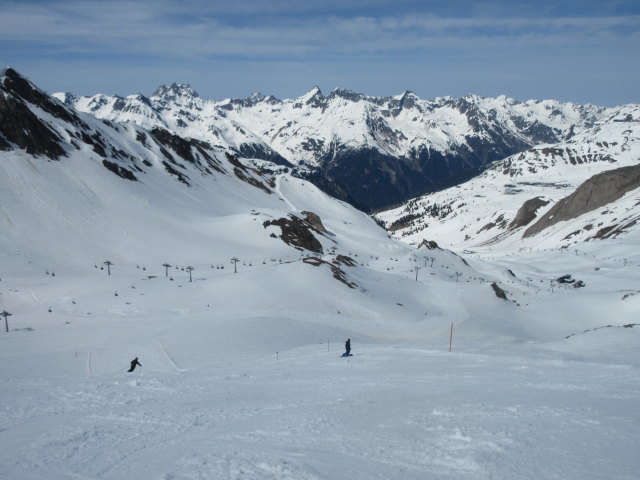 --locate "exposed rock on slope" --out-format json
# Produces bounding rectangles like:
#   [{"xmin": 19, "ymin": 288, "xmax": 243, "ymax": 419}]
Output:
[
  {"xmin": 263, "ymin": 214, "xmax": 326, "ymax": 253},
  {"xmin": 303, "ymin": 256, "xmax": 358, "ymax": 289},
  {"xmin": 509, "ymin": 197, "xmax": 550, "ymax": 229},
  {"xmin": 523, "ymin": 164, "xmax": 640, "ymax": 237},
  {"xmin": 491, "ymin": 282, "xmax": 509, "ymax": 300},
  {"xmin": 301, "ymin": 211, "xmax": 327, "ymax": 233}
]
